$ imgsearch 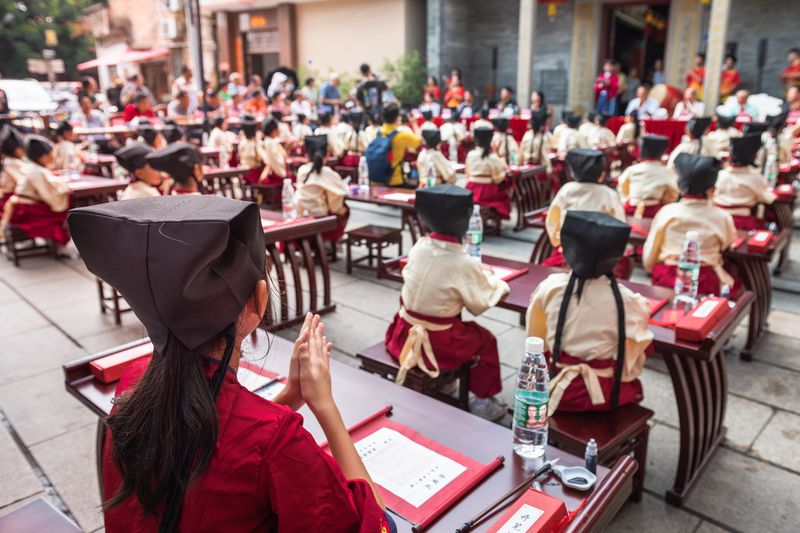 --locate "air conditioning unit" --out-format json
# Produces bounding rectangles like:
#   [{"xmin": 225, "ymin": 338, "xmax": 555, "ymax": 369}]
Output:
[
  {"xmin": 160, "ymin": 17, "xmax": 178, "ymax": 40},
  {"xmin": 165, "ymin": 0, "xmax": 181, "ymax": 13}
]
